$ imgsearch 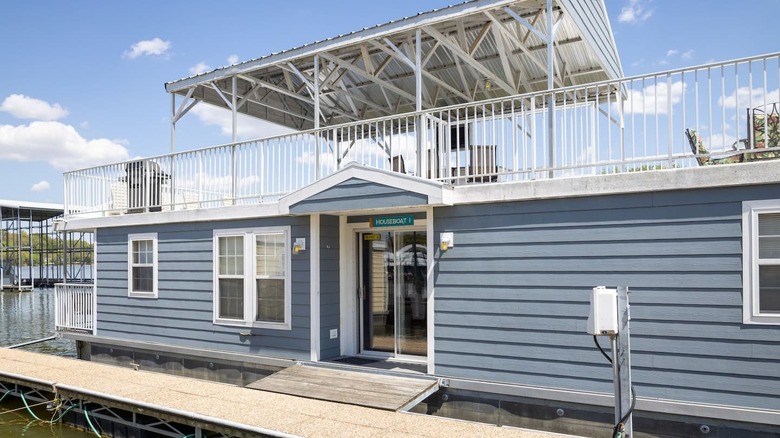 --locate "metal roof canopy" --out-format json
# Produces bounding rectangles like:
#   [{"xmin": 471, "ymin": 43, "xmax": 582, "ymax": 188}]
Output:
[
  {"xmin": 0, "ymin": 199, "xmax": 63, "ymax": 222},
  {"xmin": 165, "ymin": 0, "xmax": 621, "ymax": 149}
]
